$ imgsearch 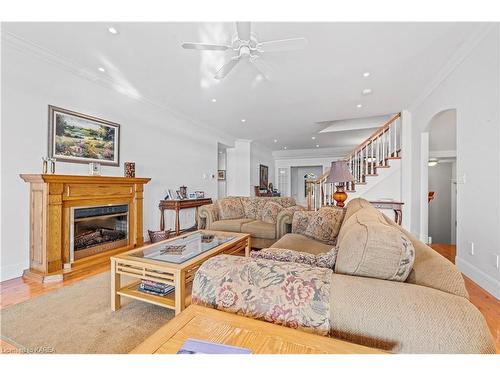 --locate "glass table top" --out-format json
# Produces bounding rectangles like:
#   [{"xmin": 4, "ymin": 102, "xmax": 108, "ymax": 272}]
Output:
[{"xmin": 130, "ymin": 231, "xmax": 235, "ymax": 264}]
